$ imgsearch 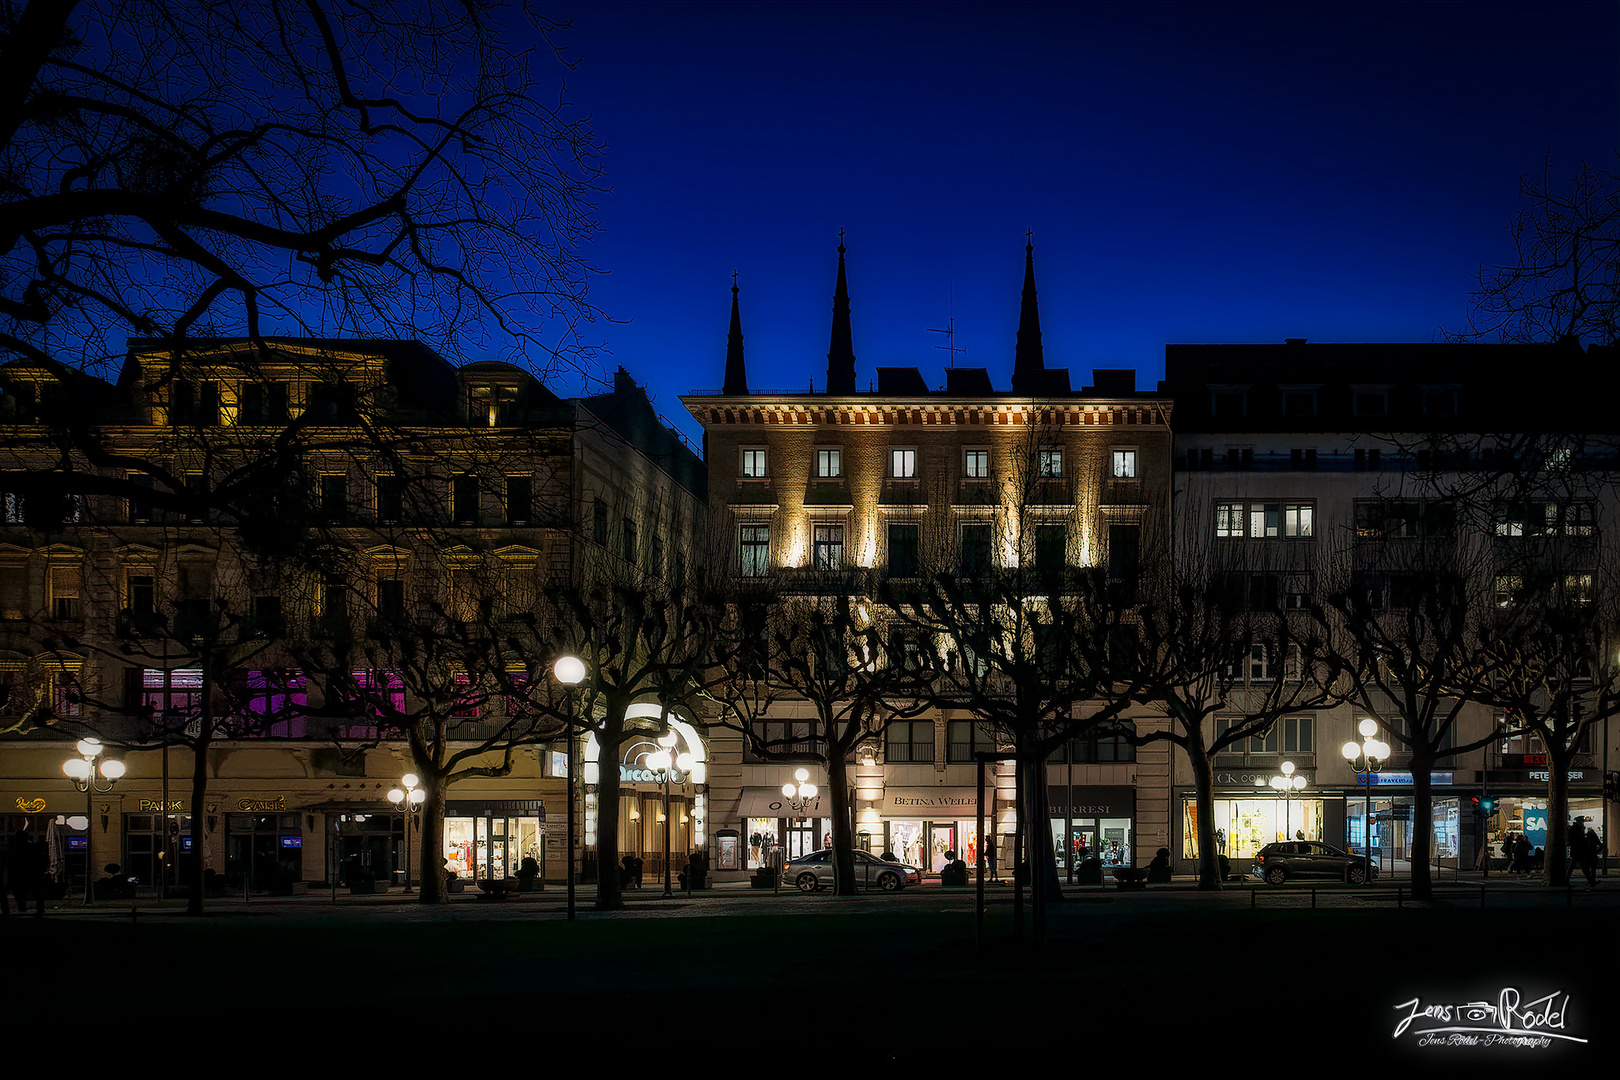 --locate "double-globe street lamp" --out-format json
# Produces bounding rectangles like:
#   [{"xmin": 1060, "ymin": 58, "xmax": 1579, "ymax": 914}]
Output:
[
  {"xmin": 1256, "ymin": 760, "xmax": 1307, "ymax": 843},
  {"xmin": 781, "ymin": 768, "xmax": 820, "ymax": 890},
  {"xmin": 1341, "ymin": 718, "xmax": 1390, "ymax": 886},
  {"xmin": 552, "ymin": 654, "xmax": 587, "ymax": 920},
  {"xmin": 646, "ymin": 732, "xmax": 695, "ymax": 899},
  {"xmin": 63, "ymin": 738, "xmax": 124, "ymax": 903},
  {"xmin": 386, "ymin": 773, "xmax": 425, "ymax": 892}
]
